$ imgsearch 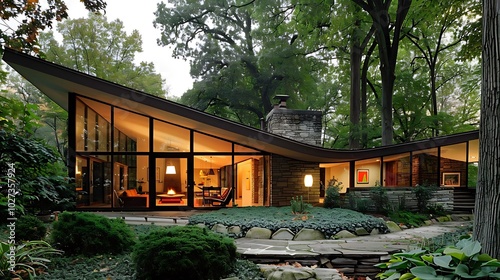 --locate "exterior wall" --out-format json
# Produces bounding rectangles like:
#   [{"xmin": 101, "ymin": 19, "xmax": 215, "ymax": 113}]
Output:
[
  {"xmin": 266, "ymin": 108, "xmax": 322, "ymax": 146},
  {"xmin": 348, "ymin": 187, "xmax": 454, "ymax": 212},
  {"xmin": 270, "ymin": 155, "xmax": 321, "ymax": 206}
]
